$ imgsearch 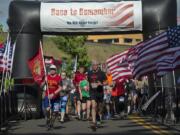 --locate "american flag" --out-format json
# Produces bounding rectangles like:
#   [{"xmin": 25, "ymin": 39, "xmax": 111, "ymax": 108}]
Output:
[
  {"xmin": 127, "ymin": 41, "xmax": 144, "ymax": 72},
  {"xmin": 106, "ymin": 50, "xmax": 132, "ymax": 81},
  {"xmin": 133, "ymin": 25, "xmax": 180, "ymax": 79},
  {"xmin": 0, "ymin": 40, "xmax": 15, "ymax": 71},
  {"xmin": 156, "ymin": 26, "xmax": 180, "ymax": 76},
  {"xmin": 110, "ymin": 3, "xmax": 134, "ymax": 28}
]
